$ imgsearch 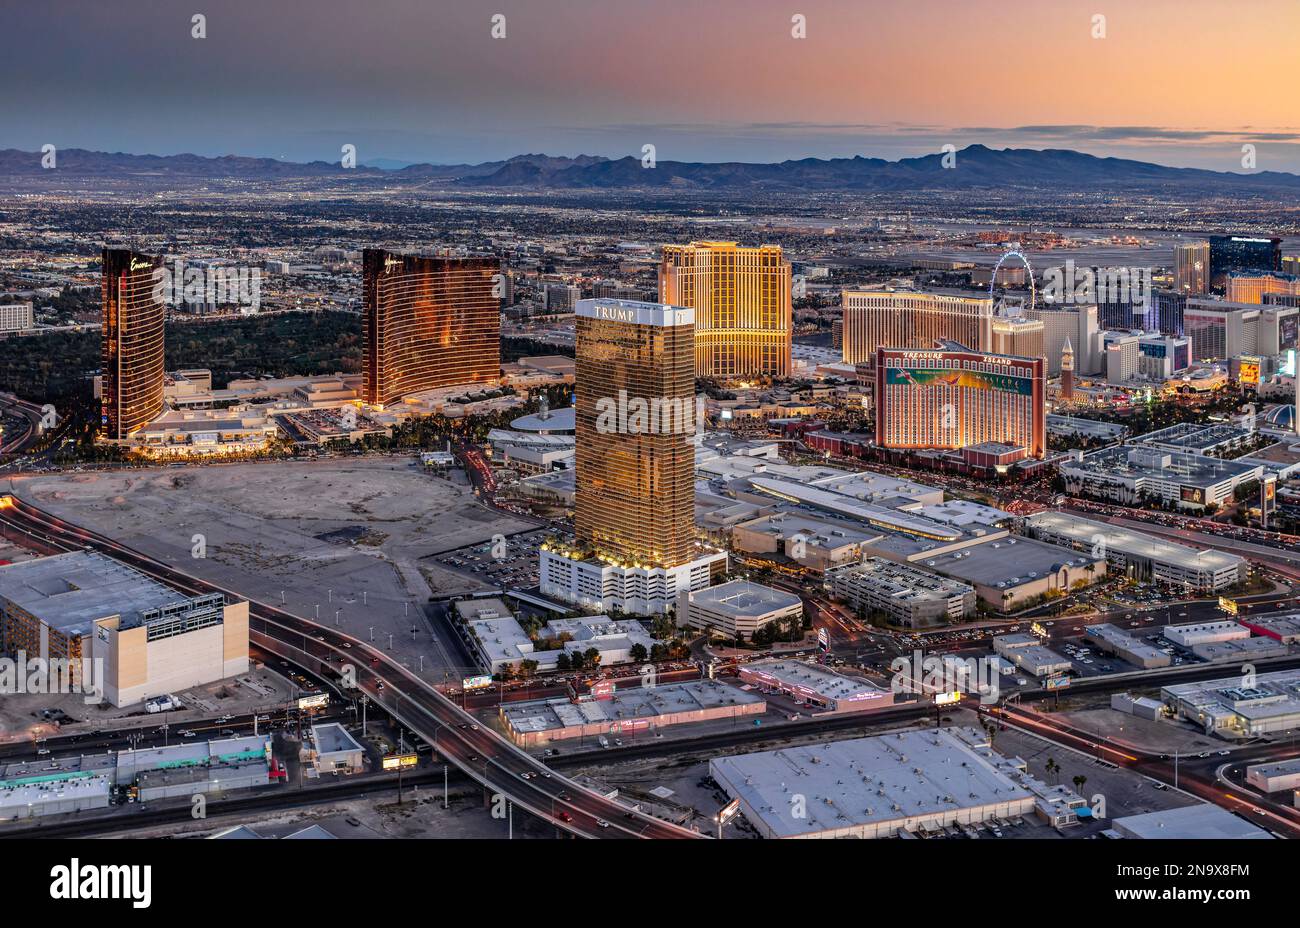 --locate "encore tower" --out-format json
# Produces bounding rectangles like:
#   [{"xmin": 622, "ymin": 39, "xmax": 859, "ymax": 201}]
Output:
[
  {"xmin": 539, "ymin": 298, "xmax": 726, "ymax": 614},
  {"xmin": 659, "ymin": 242, "xmax": 792, "ymax": 380},
  {"xmin": 362, "ymin": 249, "xmax": 501, "ymax": 406},
  {"xmin": 101, "ymin": 247, "xmax": 165, "ymax": 439}
]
